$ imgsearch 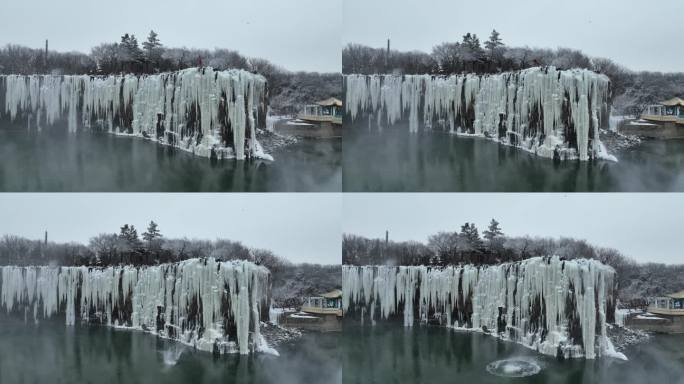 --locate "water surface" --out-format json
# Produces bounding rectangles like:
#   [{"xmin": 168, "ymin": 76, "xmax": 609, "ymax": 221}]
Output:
[
  {"xmin": 0, "ymin": 317, "xmax": 340, "ymax": 384},
  {"xmin": 0, "ymin": 130, "xmax": 341, "ymax": 192},
  {"xmin": 343, "ymin": 125, "xmax": 684, "ymax": 192},
  {"xmin": 342, "ymin": 324, "xmax": 684, "ymax": 384}
]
